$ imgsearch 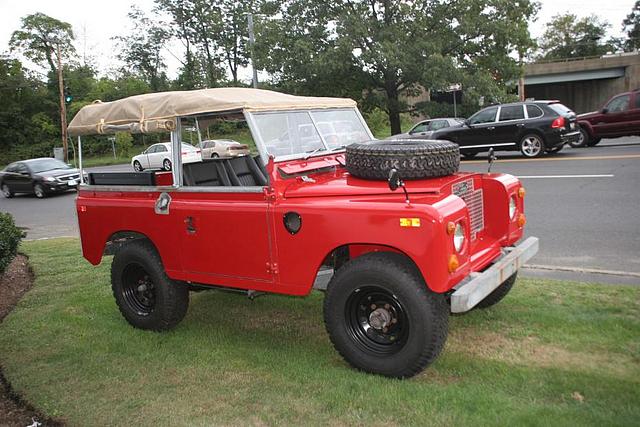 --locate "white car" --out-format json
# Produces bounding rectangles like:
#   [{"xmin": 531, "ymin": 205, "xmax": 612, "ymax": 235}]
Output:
[
  {"xmin": 200, "ymin": 139, "xmax": 250, "ymax": 158},
  {"xmin": 132, "ymin": 142, "xmax": 201, "ymax": 171}
]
